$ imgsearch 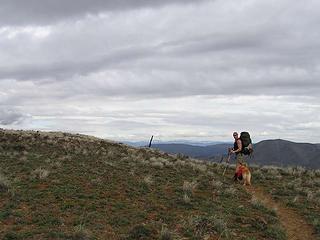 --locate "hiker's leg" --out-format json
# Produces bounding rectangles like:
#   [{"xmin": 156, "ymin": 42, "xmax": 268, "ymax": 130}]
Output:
[
  {"xmin": 233, "ymin": 154, "xmax": 241, "ymax": 182},
  {"xmin": 236, "ymin": 154, "xmax": 244, "ymax": 171},
  {"xmin": 237, "ymin": 154, "xmax": 244, "ymax": 165}
]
